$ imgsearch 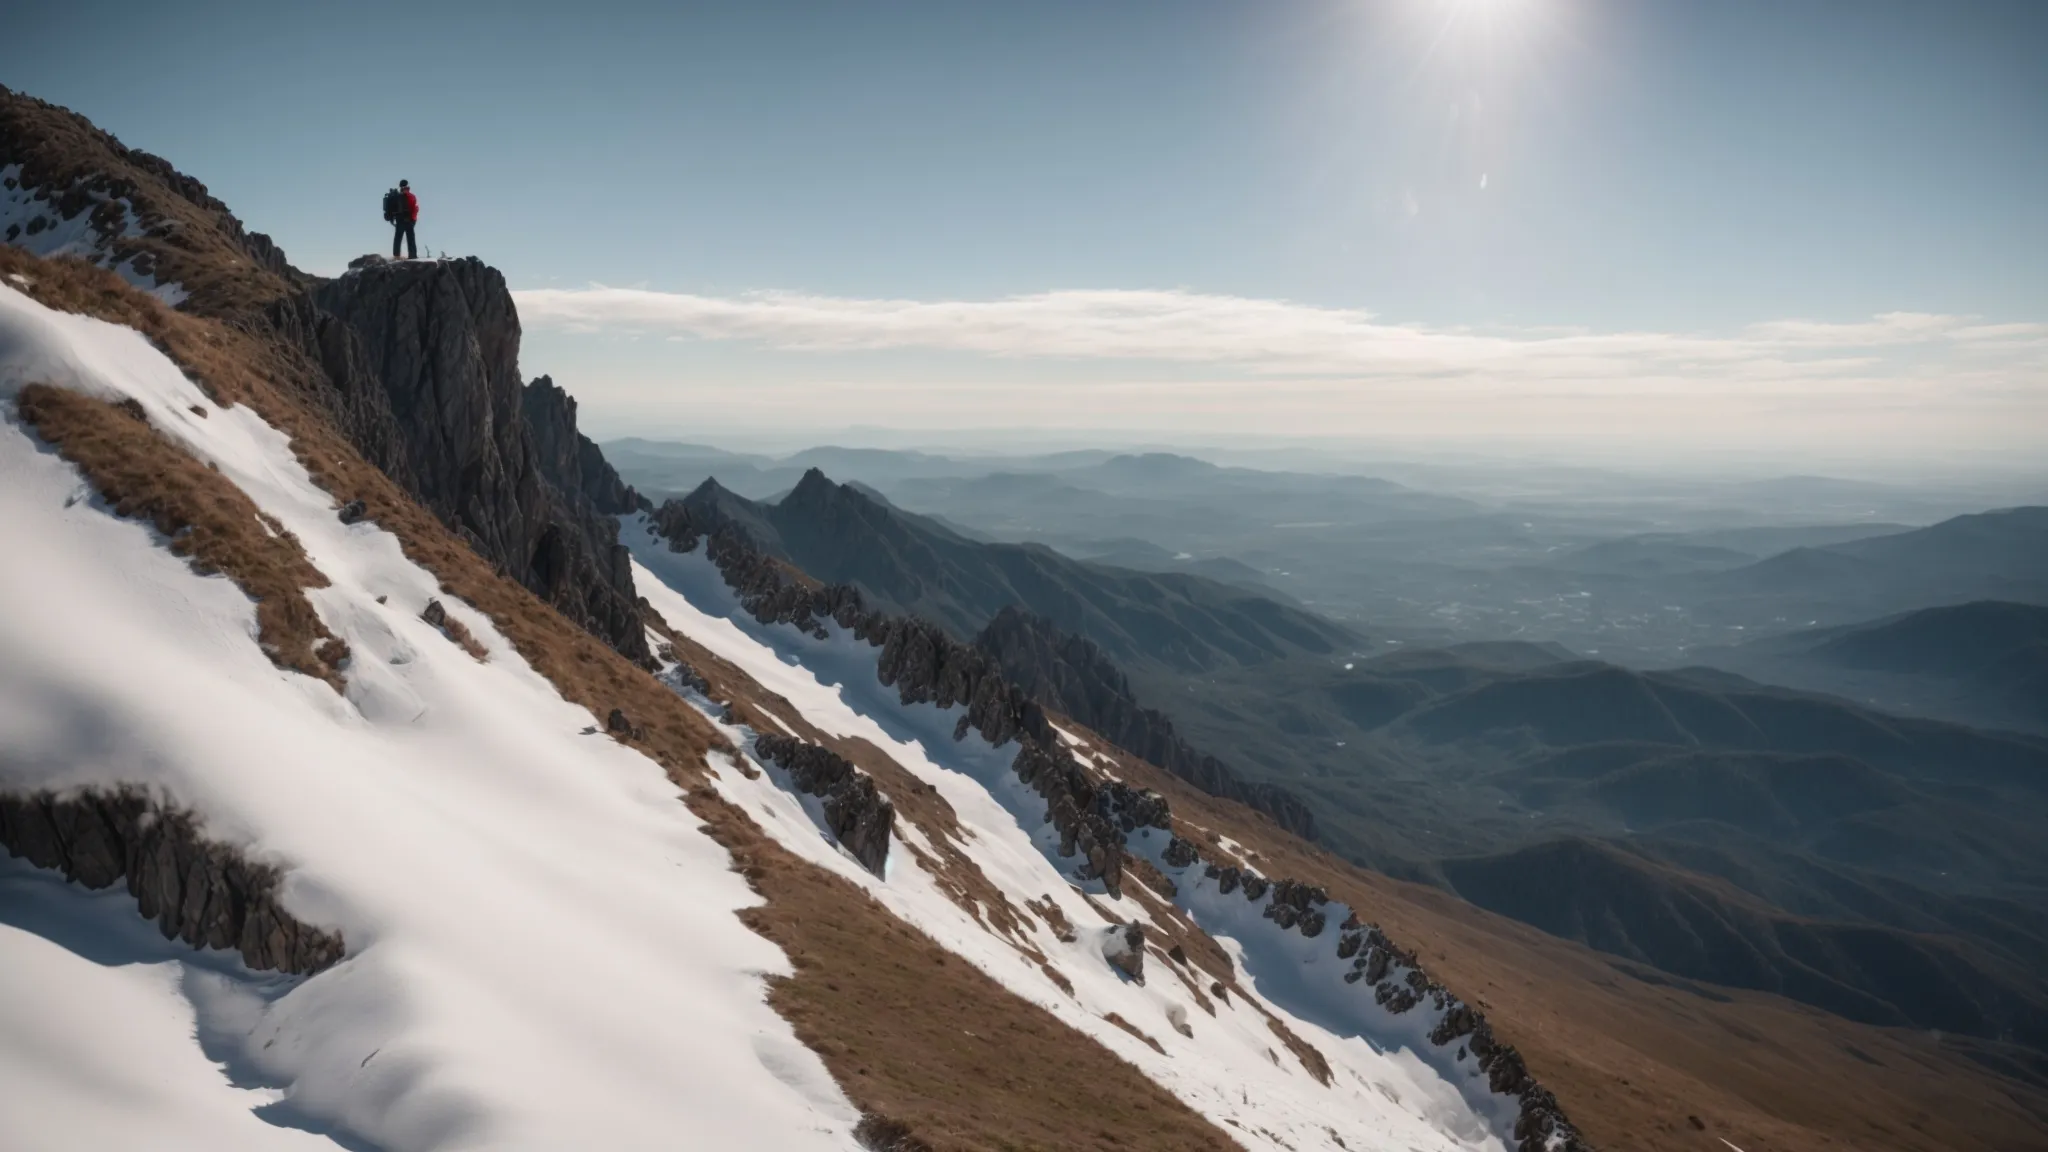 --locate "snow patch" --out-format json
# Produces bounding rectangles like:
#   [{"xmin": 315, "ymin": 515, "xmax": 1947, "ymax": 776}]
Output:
[{"xmin": 1, "ymin": 165, "xmax": 189, "ymax": 306}]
